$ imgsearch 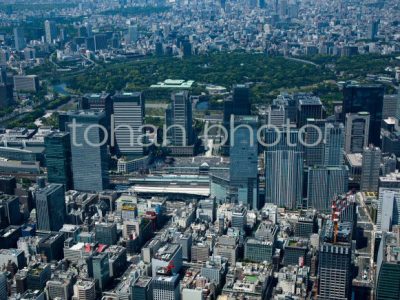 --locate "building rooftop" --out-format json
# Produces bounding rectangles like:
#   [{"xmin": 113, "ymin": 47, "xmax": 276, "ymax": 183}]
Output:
[
  {"xmin": 134, "ymin": 276, "xmax": 152, "ymax": 288},
  {"xmin": 0, "ymin": 248, "xmax": 24, "ymax": 256},
  {"xmin": 150, "ymin": 79, "xmax": 194, "ymax": 89},
  {"xmin": 154, "ymin": 243, "xmax": 180, "ymax": 261},
  {"xmin": 346, "ymin": 153, "xmax": 363, "ymax": 167},
  {"xmin": 321, "ymin": 220, "xmax": 352, "ymax": 244}
]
